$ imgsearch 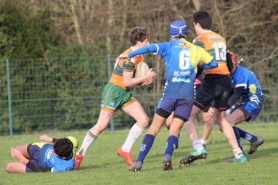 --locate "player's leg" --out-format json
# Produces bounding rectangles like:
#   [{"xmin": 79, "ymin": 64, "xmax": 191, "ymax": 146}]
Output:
[
  {"xmin": 14, "ymin": 144, "xmax": 31, "ymax": 159},
  {"xmin": 6, "ymin": 162, "xmax": 27, "ymax": 173},
  {"xmin": 165, "ymin": 111, "xmax": 174, "ymax": 129},
  {"xmin": 74, "ymin": 110, "xmax": 113, "ymax": 169},
  {"xmin": 164, "ymin": 112, "xmax": 181, "ymax": 149},
  {"xmin": 182, "ymin": 105, "xmax": 202, "ymax": 146},
  {"xmin": 128, "ymin": 112, "xmax": 168, "ymax": 171},
  {"xmin": 181, "ymin": 84, "xmax": 213, "ymax": 165},
  {"xmin": 215, "ymin": 110, "xmax": 245, "ymax": 158},
  {"xmin": 226, "ymin": 104, "xmax": 264, "ymax": 155},
  {"xmin": 215, "ymin": 100, "xmax": 246, "ymax": 161},
  {"xmin": 201, "ymin": 106, "xmax": 215, "ymax": 146},
  {"xmin": 129, "ymin": 99, "xmax": 174, "ymax": 171},
  {"xmin": 118, "ymin": 101, "xmax": 149, "ymax": 165},
  {"xmin": 75, "ymin": 83, "xmax": 118, "ymax": 169},
  {"xmin": 7, "ymin": 144, "xmax": 41, "ymax": 173},
  {"xmin": 163, "ymin": 99, "xmax": 193, "ymax": 170}
]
